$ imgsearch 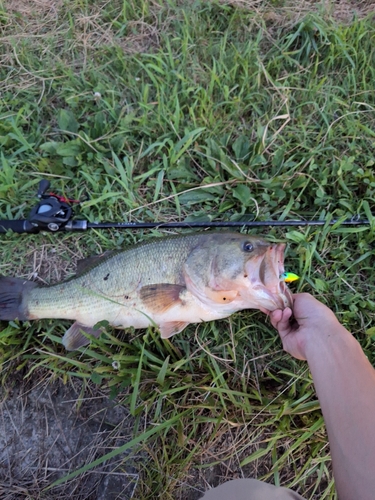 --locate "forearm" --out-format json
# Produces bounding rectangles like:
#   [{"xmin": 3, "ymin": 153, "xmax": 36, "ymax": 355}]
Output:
[{"xmin": 306, "ymin": 328, "xmax": 375, "ymax": 500}]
